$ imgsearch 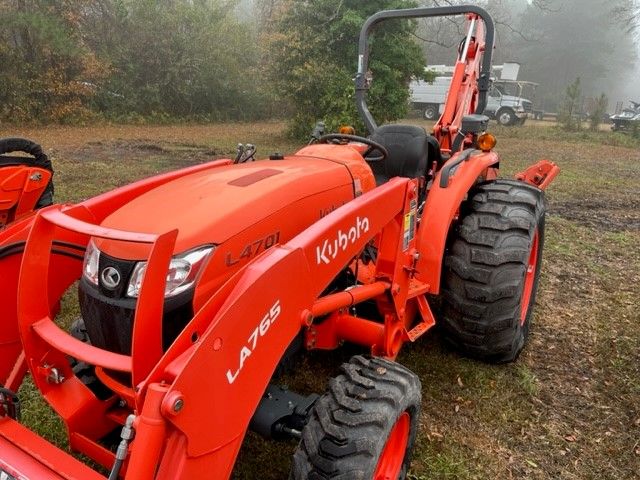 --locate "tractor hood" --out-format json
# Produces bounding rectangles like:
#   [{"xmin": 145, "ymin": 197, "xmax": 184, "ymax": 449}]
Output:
[{"xmin": 95, "ymin": 156, "xmax": 354, "ymax": 259}]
